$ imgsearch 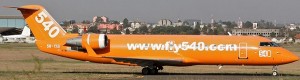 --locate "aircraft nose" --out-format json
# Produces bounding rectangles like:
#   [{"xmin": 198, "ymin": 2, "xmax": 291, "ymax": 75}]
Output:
[
  {"xmin": 285, "ymin": 53, "xmax": 299, "ymax": 63},
  {"xmin": 290, "ymin": 54, "xmax": 299, "ymax": 62}
]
